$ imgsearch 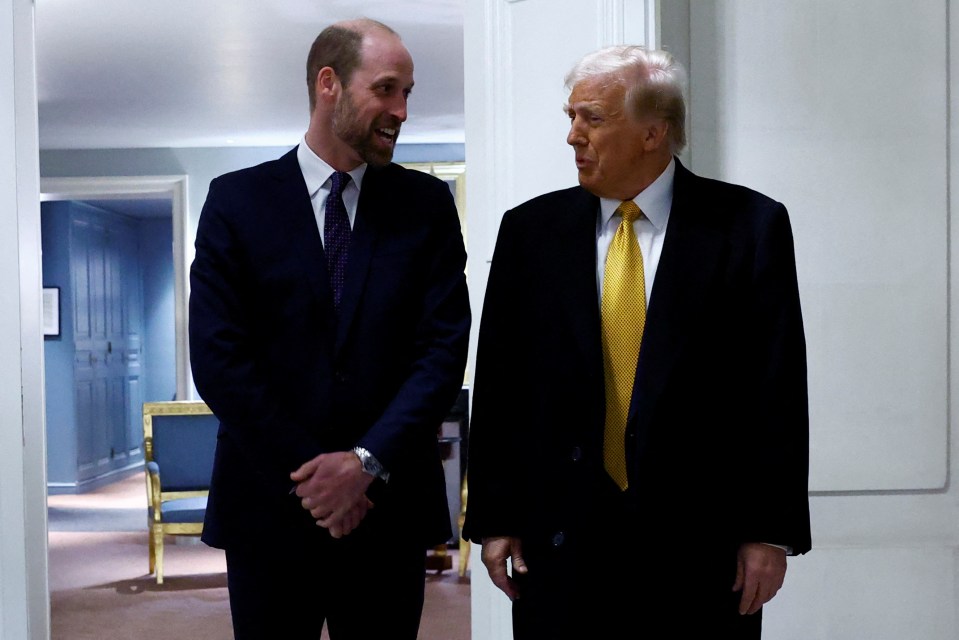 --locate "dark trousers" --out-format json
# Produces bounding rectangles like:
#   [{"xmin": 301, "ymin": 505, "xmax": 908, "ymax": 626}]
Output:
[
  {"xmin": 511, "ymin": 474, "xmax": 763, "ymax": 640},
  {"xmin": 225, "ymin": 524, "xmax": 427, "ymax": 640}
]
